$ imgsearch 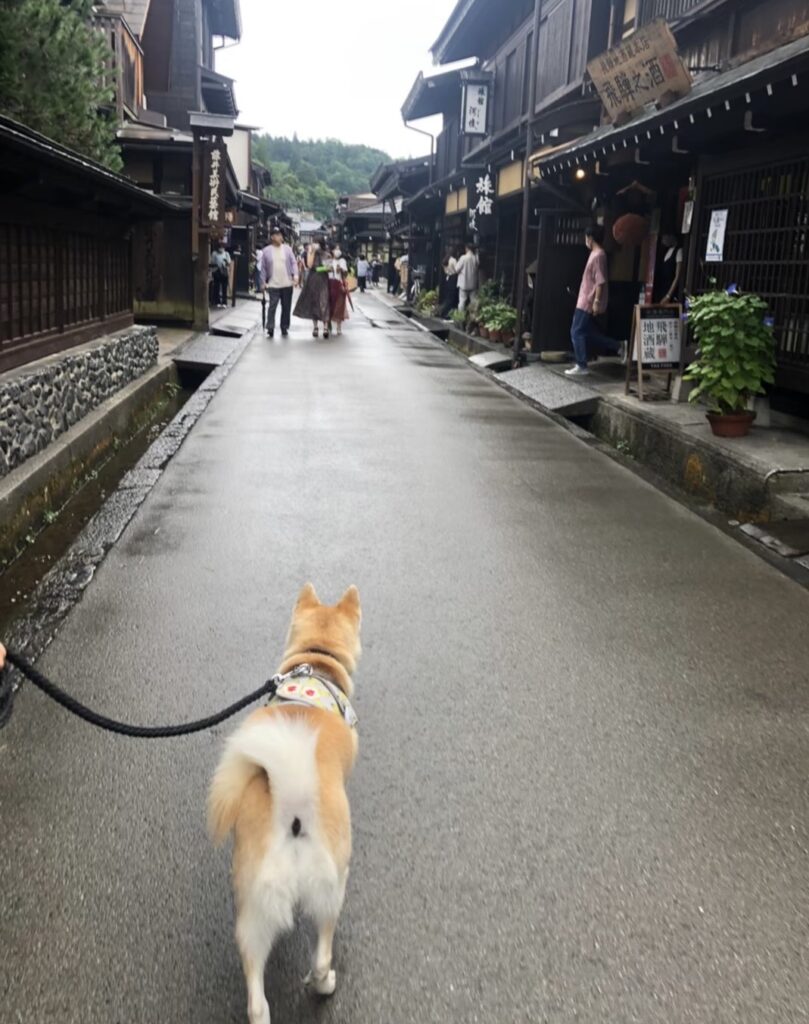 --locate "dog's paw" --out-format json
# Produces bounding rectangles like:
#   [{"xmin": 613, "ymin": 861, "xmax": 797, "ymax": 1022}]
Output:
[{"xmin": 304, "ymin": 968, "xmax": 337, "ymax": 997}]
